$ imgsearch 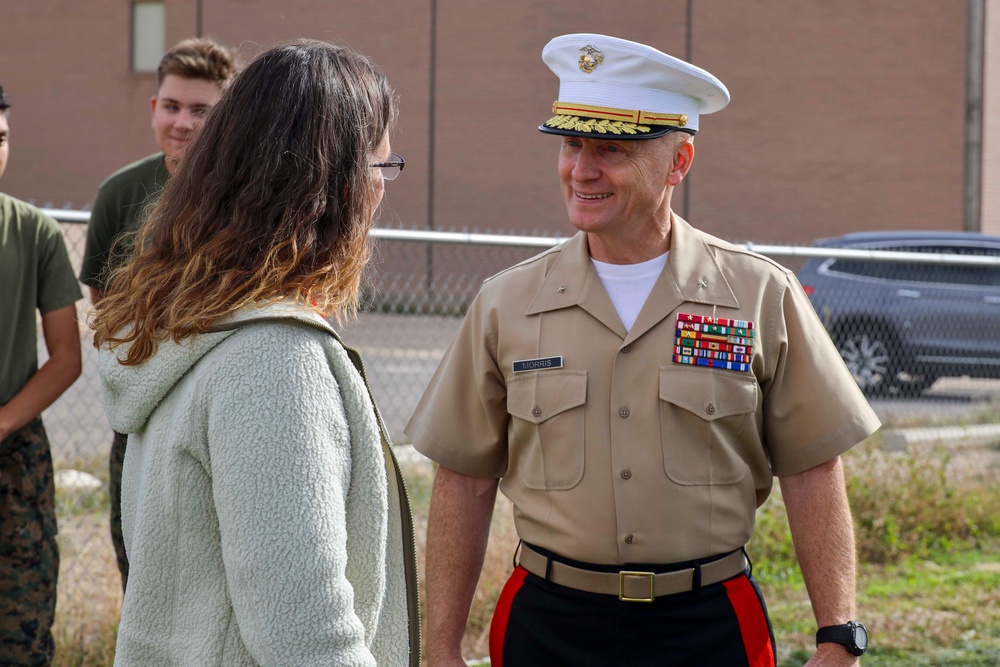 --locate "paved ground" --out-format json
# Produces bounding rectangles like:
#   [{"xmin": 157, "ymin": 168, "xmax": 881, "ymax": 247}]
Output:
[
  {"xmin": 42, "ymin": 311, "xmax": 462, "ymax": 463},
  {"xmin": 44, "ymin": 221, "xmax": 1000, "ymax": 464},
  {"xmin": 40, "ymin": 309, "xmax": 1000, "ymax": 466}
]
